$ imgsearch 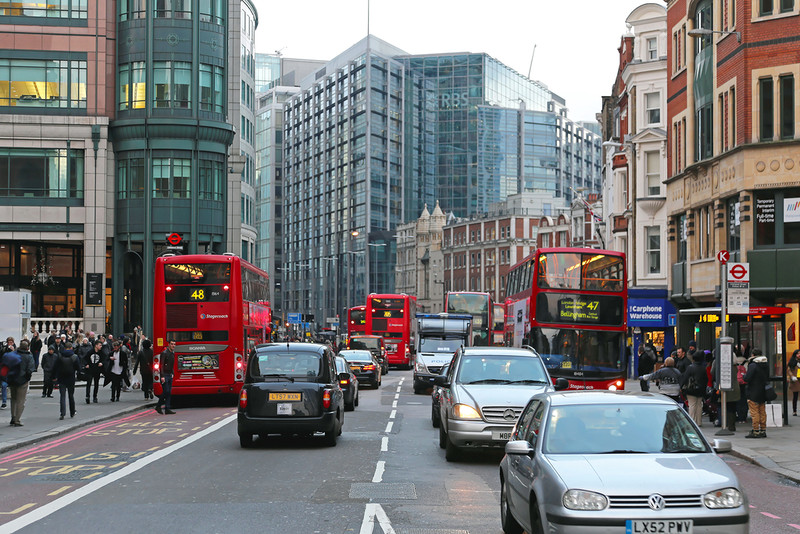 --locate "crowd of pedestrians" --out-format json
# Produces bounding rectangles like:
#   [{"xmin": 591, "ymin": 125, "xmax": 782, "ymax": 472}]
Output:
[
  {"xmin": 638, "ymin": 339, "xmax": 778, "ymax": 439},
  {"xmin": 0, "ymin": 325, "xmax": 170, "ymax": 426}
]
